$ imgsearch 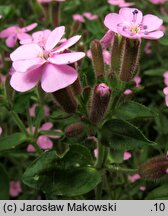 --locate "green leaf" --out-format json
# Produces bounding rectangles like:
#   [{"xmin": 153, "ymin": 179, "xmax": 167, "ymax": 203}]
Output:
[
  {"xmin": 101, "ymin": 119, "xmax": 156, "ymax": 150},
  {"xmin": 115, "ymin": 101, "xmax": 155, "ymax": 120},
  {"xmin": 0, "ymin": 133, "xmax": 27, "ymax": 151},
  {"xmin": 0, "ymin": 164, "xmax": 9, "ymax": 200},
  {"xmin": 39, "ymin": 130, "xmax": 64, "ymax": 137},
  {"xmin": 145, "ymin": 185, "xmax": 168, "ymax": 200},
  {"xmin": 23, "ymin": 145, "xmax": 101, "ymax": 196},
  {"xmin": 0, "ymin": 6, "xmax": 13, "ymax": 17},
  {"xmin": 144, "ymin": 68, "xmax": 165, "ymax": 76},
  {"xmin": 159, "ymin": 33, "xmax": 168, "ymax": 46}
]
